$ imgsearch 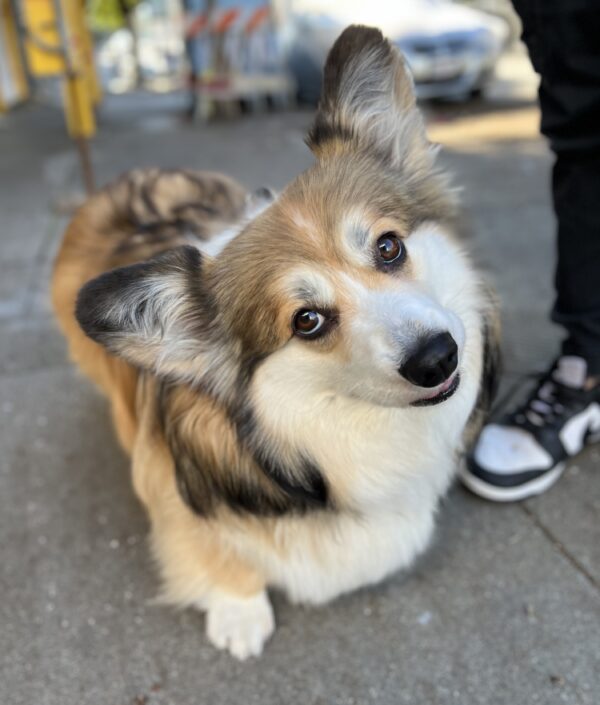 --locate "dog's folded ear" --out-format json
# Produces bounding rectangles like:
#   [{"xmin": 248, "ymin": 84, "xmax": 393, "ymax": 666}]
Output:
[
  {"xmin": 307, "ymin": 25, "xmax": 431, "ymax": 170},
  {"xmin": 76, "ymin": 246, "xmax": 229, "ymax": 389}
]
